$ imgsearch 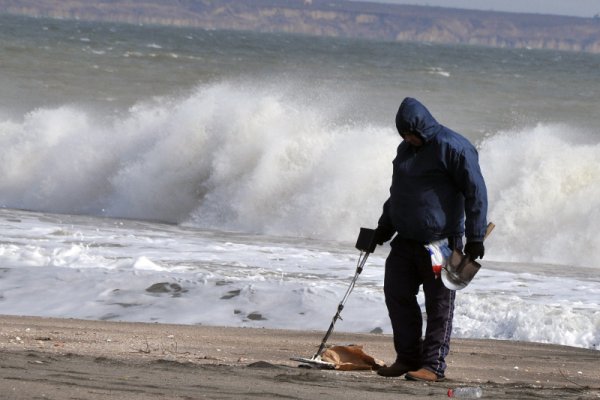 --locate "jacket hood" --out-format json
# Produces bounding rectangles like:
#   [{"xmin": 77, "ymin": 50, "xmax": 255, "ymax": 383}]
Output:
[{"xmin": 395, "ymin": 97, "xmax": 441, "ymax": 142}]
